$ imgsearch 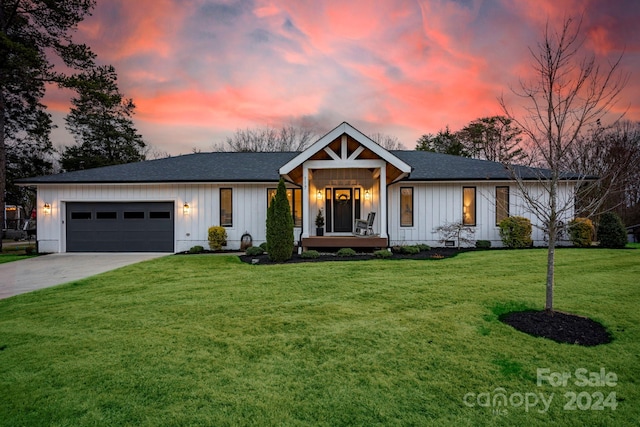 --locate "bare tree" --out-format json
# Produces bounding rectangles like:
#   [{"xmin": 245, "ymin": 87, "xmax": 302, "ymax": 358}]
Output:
[
  {"xmin": 213, "ymin": 124, "xmax": 317, "ymax": 152},
  {"xmin": 568, "ymin": 121, "xmax": 640, "ymax": 222},
  {"xmin": 368, "ymin": 132, "xmax": 405, "ymax": 150},
  {"xmin": 456, "ymin": 116, "xmax": 527, "ymax": 163},
  {"xmin": 499, "ymin": 17, "xmax": 627, "ymax": 312}
]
